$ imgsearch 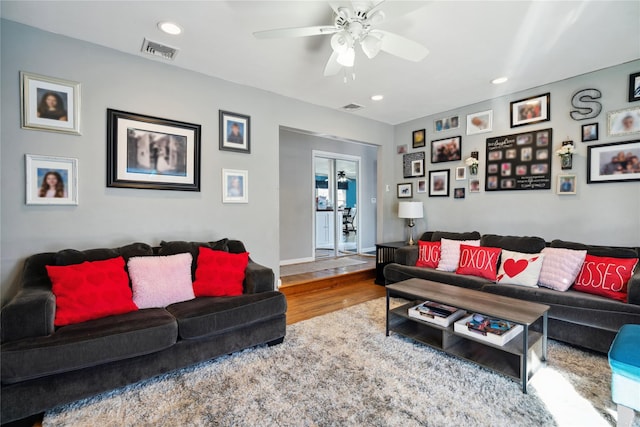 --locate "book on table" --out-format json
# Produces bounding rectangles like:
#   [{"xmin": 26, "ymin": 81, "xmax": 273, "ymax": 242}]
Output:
[
  {"xmin": 454, "ymin": 313, "xmax": 524, "ymax": 346},
  {"xmin": 408, "ymin": 301, "xmax": 466, "ymax": 327}
]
